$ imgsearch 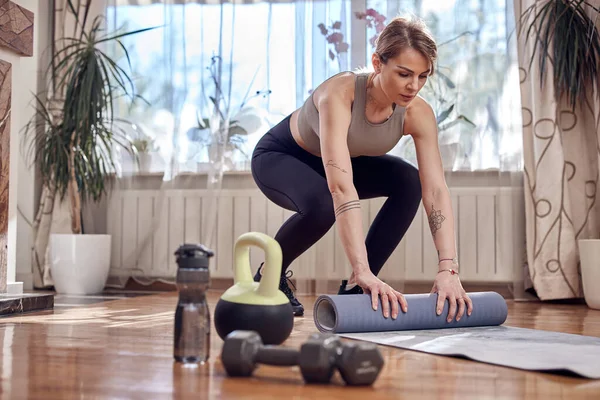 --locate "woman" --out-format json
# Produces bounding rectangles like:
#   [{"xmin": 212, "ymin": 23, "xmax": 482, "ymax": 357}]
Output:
[{"xmin": 251, "ymin": 15, "xmax": 473, "ymax": 321}]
